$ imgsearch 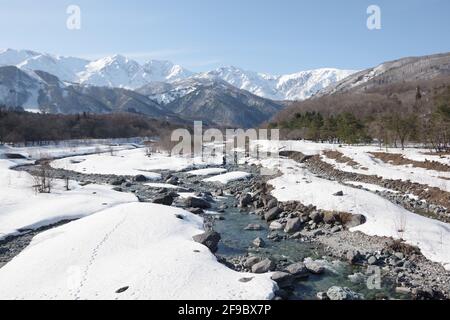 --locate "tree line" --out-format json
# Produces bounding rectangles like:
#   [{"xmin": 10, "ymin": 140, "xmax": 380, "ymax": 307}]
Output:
[
  {"xmin": 269, "ymin": 85, "xmax": 450, "ymax": 152},
  {"xmin": 0, "ymin": 109, "xmax": 180, "ymax": 144}
]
